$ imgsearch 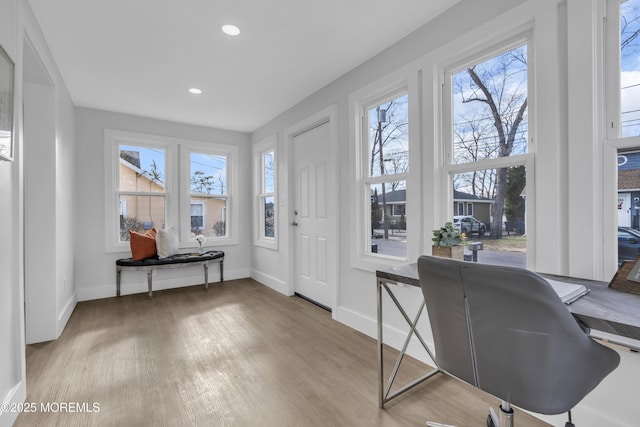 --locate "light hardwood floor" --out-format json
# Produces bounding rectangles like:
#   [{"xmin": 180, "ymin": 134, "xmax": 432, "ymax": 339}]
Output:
[{"xmin": 15, "ymin": 278, "xmax": 549, "ymax": 427}]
